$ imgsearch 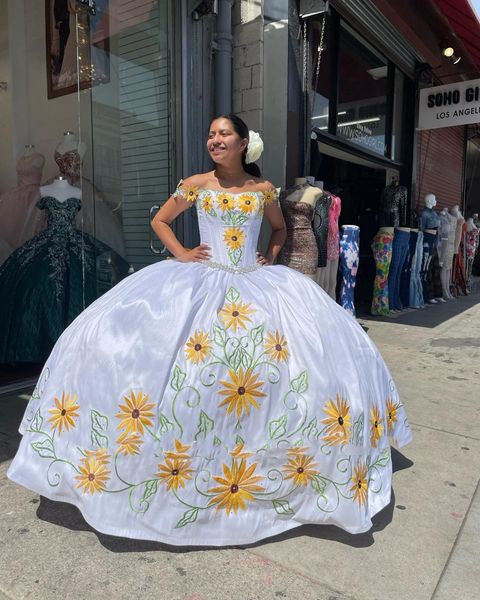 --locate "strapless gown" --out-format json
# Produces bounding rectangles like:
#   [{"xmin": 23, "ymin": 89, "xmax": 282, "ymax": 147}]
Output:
[{"xmin": 7, "ymin": 184, "xmax": 412, "ymax": 546}]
